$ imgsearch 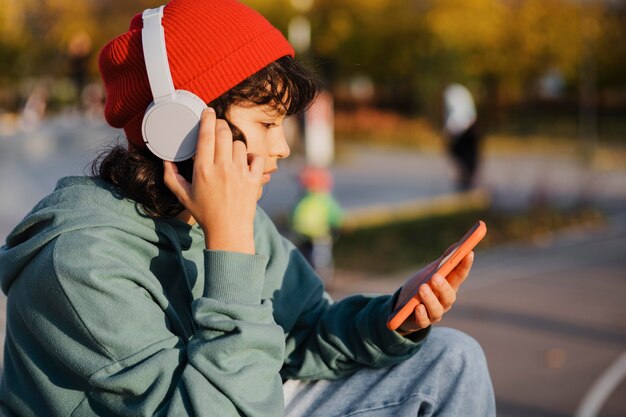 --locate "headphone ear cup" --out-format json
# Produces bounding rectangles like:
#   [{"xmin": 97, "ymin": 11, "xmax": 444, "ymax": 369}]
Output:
[{"xmin": 142, "ymin": 90, "xmax": 208, "ymax": 161}]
